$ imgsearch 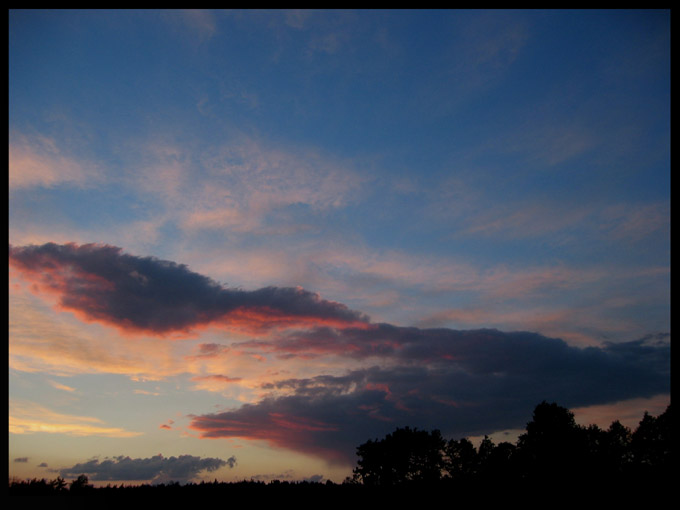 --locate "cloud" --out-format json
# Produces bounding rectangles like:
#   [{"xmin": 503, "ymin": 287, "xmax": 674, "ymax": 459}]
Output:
[
  {"xmin": 9, "ymin": 400, "xmax": 142, "ymax": 438},
  {"xmin": 48, "ymin": 380, "xmax": 77, "ymax": 392},
  {"xmin": 159, "ymin": 419, "xmax": 174, "ymax": 430},
  {"xmin": 8, "ymin": 242, "xmax": 369, "ymax": 337},
  {"xmin": 284, "ymin": 10, "xmax": 312, "ymax": 30},
  {"xmin": 240, "ymin": 321, "xmax": 667, "ymax": 372},
  {"xmin": 598, "ymin": 202, "xmax": 670, "ymax": 243},
  {"xmin": 460, "ymin": 11, "xmax": 528, "ymax": 82},
  {"xmin": 59, "ymin": 454, "xmax": 235, "ymax": 484},
  {"xmin": 160, "ymin": 9, "xmax": 218, "ymax": 45},
  {"xmin": 191, "ymin": 330, "xmax": 669, "ymax": 464},
  {"xmin": 9, "ymin": 133, "xmax": 101, "ymax": 190},
  {"xmin": 189, "ymin": 343, "xmax": 231, "ymax": 359},
  {"xmin": 14, "ymin": 457, "xmax": 29, "ymax": 463},
  {"xmin": 108, "ymin": 136, "xmax": 367, "ymax": 245},
  {"xmin": 8, "ymin": 287, "xmax": 189, "ymax": 378},
  {"xmin": 248, "ymin": 469, "xmax": 325, "ymax": 483},
  {"xmin": 10, "ymin": 242, "xmax": 669, "ymax": 467},
  {"xmin": 179, "ymin": 138, "xmax": 367, "ymax": 234},
  {"xmin": 249, "ymin": 469, "xmax": 296, "ymax": 482},
  {"xmin": 192, "ymin": 375, "xmax": 243, "ymax": 384}
]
